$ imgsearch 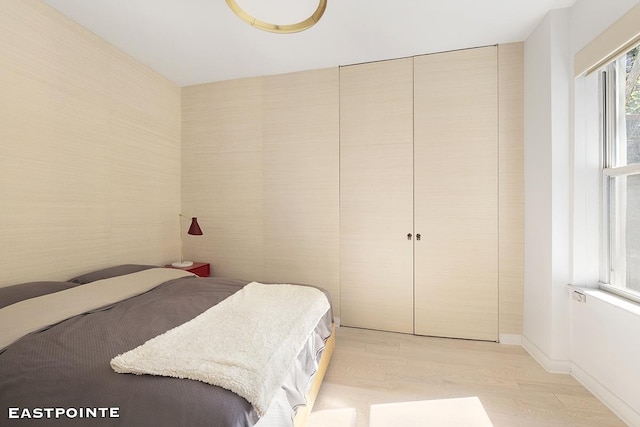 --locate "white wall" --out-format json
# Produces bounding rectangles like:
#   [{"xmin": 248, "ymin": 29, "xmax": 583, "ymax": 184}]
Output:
[
  {"xmin": 570, "ymin": 291, "xmax": 640, "ymax": 425},
  {"xmin": 524, "ymin": 0, "xmax": 640, "ymax": 424},
  {"xmin": 523, "ymin": 8, "xmax": 572, "ymax": 372},
  {"xmin": 569, "ymin": 0, "xmax": 640, "ymax": 425},
  {"xmin": 523, "ymin": 12, "xmax": 553, "ymax": 362}
]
